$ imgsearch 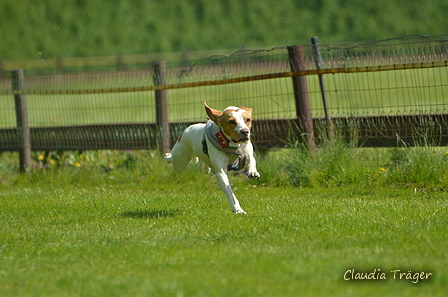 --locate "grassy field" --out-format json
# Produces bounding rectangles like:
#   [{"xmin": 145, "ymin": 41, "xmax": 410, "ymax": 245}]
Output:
[{"xmin": 1, "ymin": 148, "xmax": 447, "ymax": 296}]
